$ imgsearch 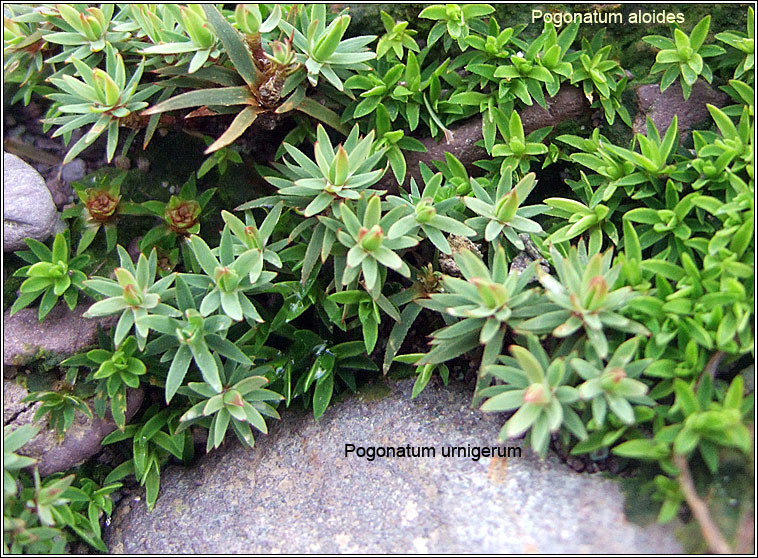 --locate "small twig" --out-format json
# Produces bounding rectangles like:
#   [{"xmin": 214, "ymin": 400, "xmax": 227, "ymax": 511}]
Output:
[
  {"xmin": 704, "ymin": 350, "xmax": 726, "ymax": 379},
  {"xmin": 735, "ymin": 509, "xmax": 754, "ymax": 554},
  {"xmin": 673, "ymin": 453, "xmax": 732, "ymax": 554},
  {"xmin": 736, "ymin": 421, "xmax": 755, "ymax": 553},
  {"xmin": 4, "ymin": 136, "xmax": 62, "ymax": 166},
  {"xmin": 88, "ymin": 259, "xmax": 107, "ymax": 278},
  {"xmin": 695, "ymin": 350, "xmax": 725, "ymax": 391}
]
